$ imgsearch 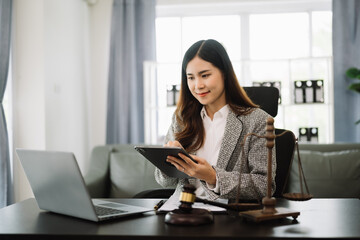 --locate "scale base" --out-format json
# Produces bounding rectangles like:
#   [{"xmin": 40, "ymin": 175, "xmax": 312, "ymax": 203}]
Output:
[{"xmin": 239, "ymin": 207, "xmax": 300, "ymax": 222}]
